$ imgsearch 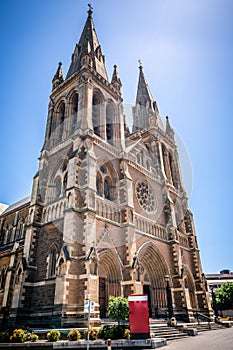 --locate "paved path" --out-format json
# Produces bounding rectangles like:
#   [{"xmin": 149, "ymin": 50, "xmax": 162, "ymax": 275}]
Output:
[{"xmin": 163, "ymin": 327, "xmax": 233, "ymax": 350}]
